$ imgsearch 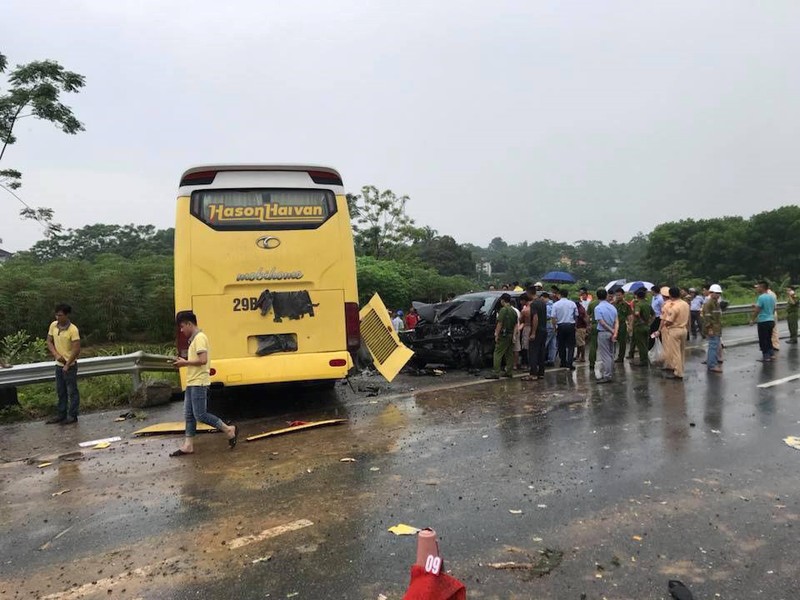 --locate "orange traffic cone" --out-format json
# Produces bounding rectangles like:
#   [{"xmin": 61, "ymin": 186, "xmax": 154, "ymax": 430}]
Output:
[
  {"xmin": 402, "ymin": 528, "xmax": 466, "ymax": 600},
  {"xmin": 415, "ymin": 528, "xmax": 441, "ymax": 570}
]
